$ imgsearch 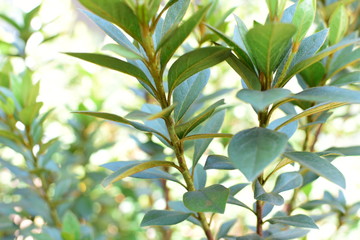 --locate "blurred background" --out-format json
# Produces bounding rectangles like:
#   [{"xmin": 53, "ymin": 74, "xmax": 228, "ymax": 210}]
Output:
[{"xmin": 0, "ymin": 0, "xmax": 359, "ymax": 239}]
